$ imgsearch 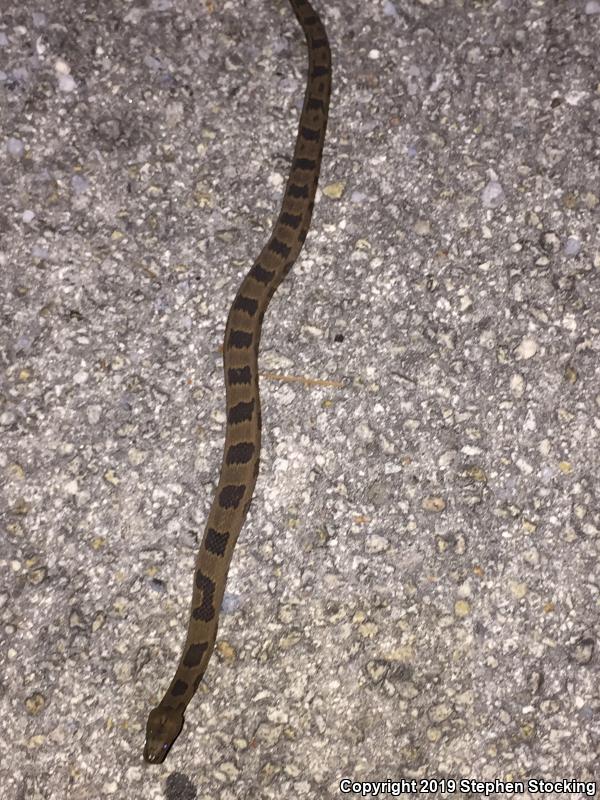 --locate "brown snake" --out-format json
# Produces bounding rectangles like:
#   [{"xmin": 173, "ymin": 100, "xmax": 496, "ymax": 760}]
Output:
[{"xmin": 144, "ymin": 0, "xmax": 331, "ymax": 763}]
